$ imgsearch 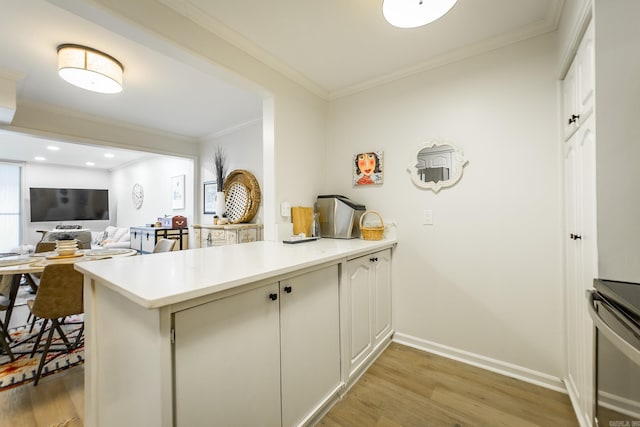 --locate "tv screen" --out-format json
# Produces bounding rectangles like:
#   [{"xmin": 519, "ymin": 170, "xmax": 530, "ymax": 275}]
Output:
[{"xmin": 29, "ymin": 187, "xmax": 110, "ymax": 222}]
